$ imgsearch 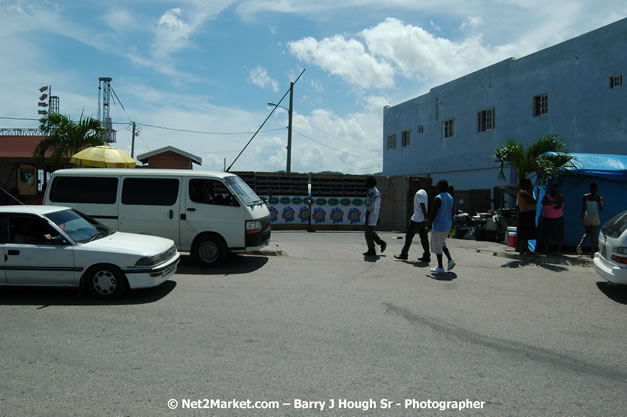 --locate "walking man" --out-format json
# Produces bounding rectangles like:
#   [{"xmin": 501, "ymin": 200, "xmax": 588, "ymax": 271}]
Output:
[
  {"xmin": 428, "ymin": 179, "xmax": 456, "ymax": 273},
  {"xmin": 395, "ymin": 179, "xmax": 430, "ymax": 262},
  {"xmin": 363, "ymin": 176, "xmax": 387, "ymax": 256}
]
